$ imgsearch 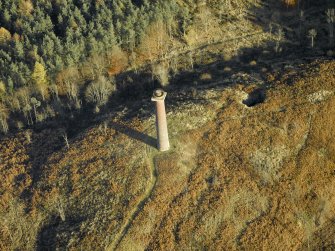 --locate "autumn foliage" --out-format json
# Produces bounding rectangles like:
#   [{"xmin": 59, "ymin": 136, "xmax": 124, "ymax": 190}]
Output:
[
  {"xmin": 283, "ymin": 0, "xmax": 298, "ymax": 7},
  {"xmin": 0, "ymin": 27, "xmax": 11, "ymax": 43},
  {"xmin": 107, "ymin": 47, "xmax": 129, "ymax": 76}
]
